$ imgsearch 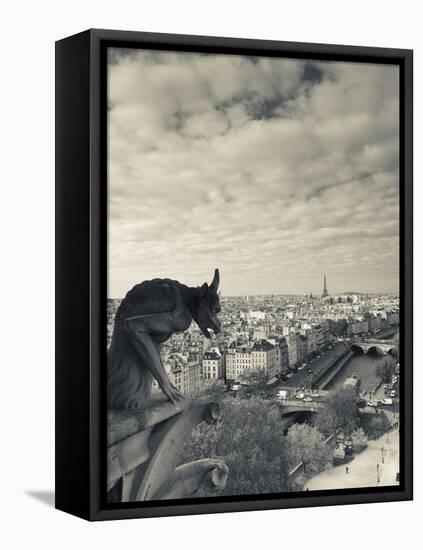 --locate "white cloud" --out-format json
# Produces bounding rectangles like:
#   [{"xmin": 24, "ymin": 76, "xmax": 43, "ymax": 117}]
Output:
[{"xmin": 108, "ymin": 49, "xmax": 399, "ymax": 297}]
